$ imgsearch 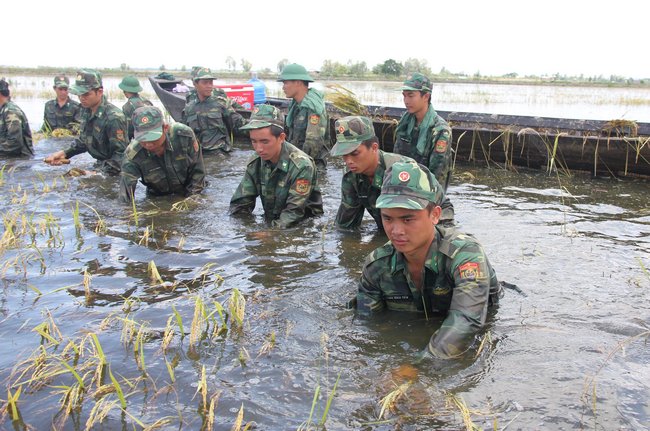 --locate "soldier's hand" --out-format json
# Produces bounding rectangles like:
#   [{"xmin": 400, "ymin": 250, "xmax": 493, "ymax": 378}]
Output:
[{"xmin": 44, "ymin": 151, "xmax": 69, "ymax": 166}]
